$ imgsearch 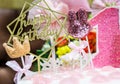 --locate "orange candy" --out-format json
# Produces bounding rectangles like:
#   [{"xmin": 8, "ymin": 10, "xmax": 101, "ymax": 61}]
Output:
[{"xmin": 56, "ymin": 37, "xmax": 68, "ymax": 47}]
